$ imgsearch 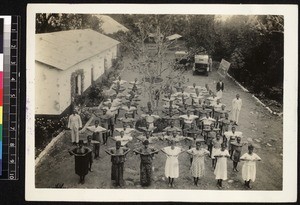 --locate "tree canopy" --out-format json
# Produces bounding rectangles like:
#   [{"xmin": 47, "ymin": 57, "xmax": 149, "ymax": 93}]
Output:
[
  {"xmin": 36, "ymin": 13, "xmax": 284, "ymax": 103},
  {"xmin": 35, "ymin": 13, "xmax": 103, "ymax": 33}
]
